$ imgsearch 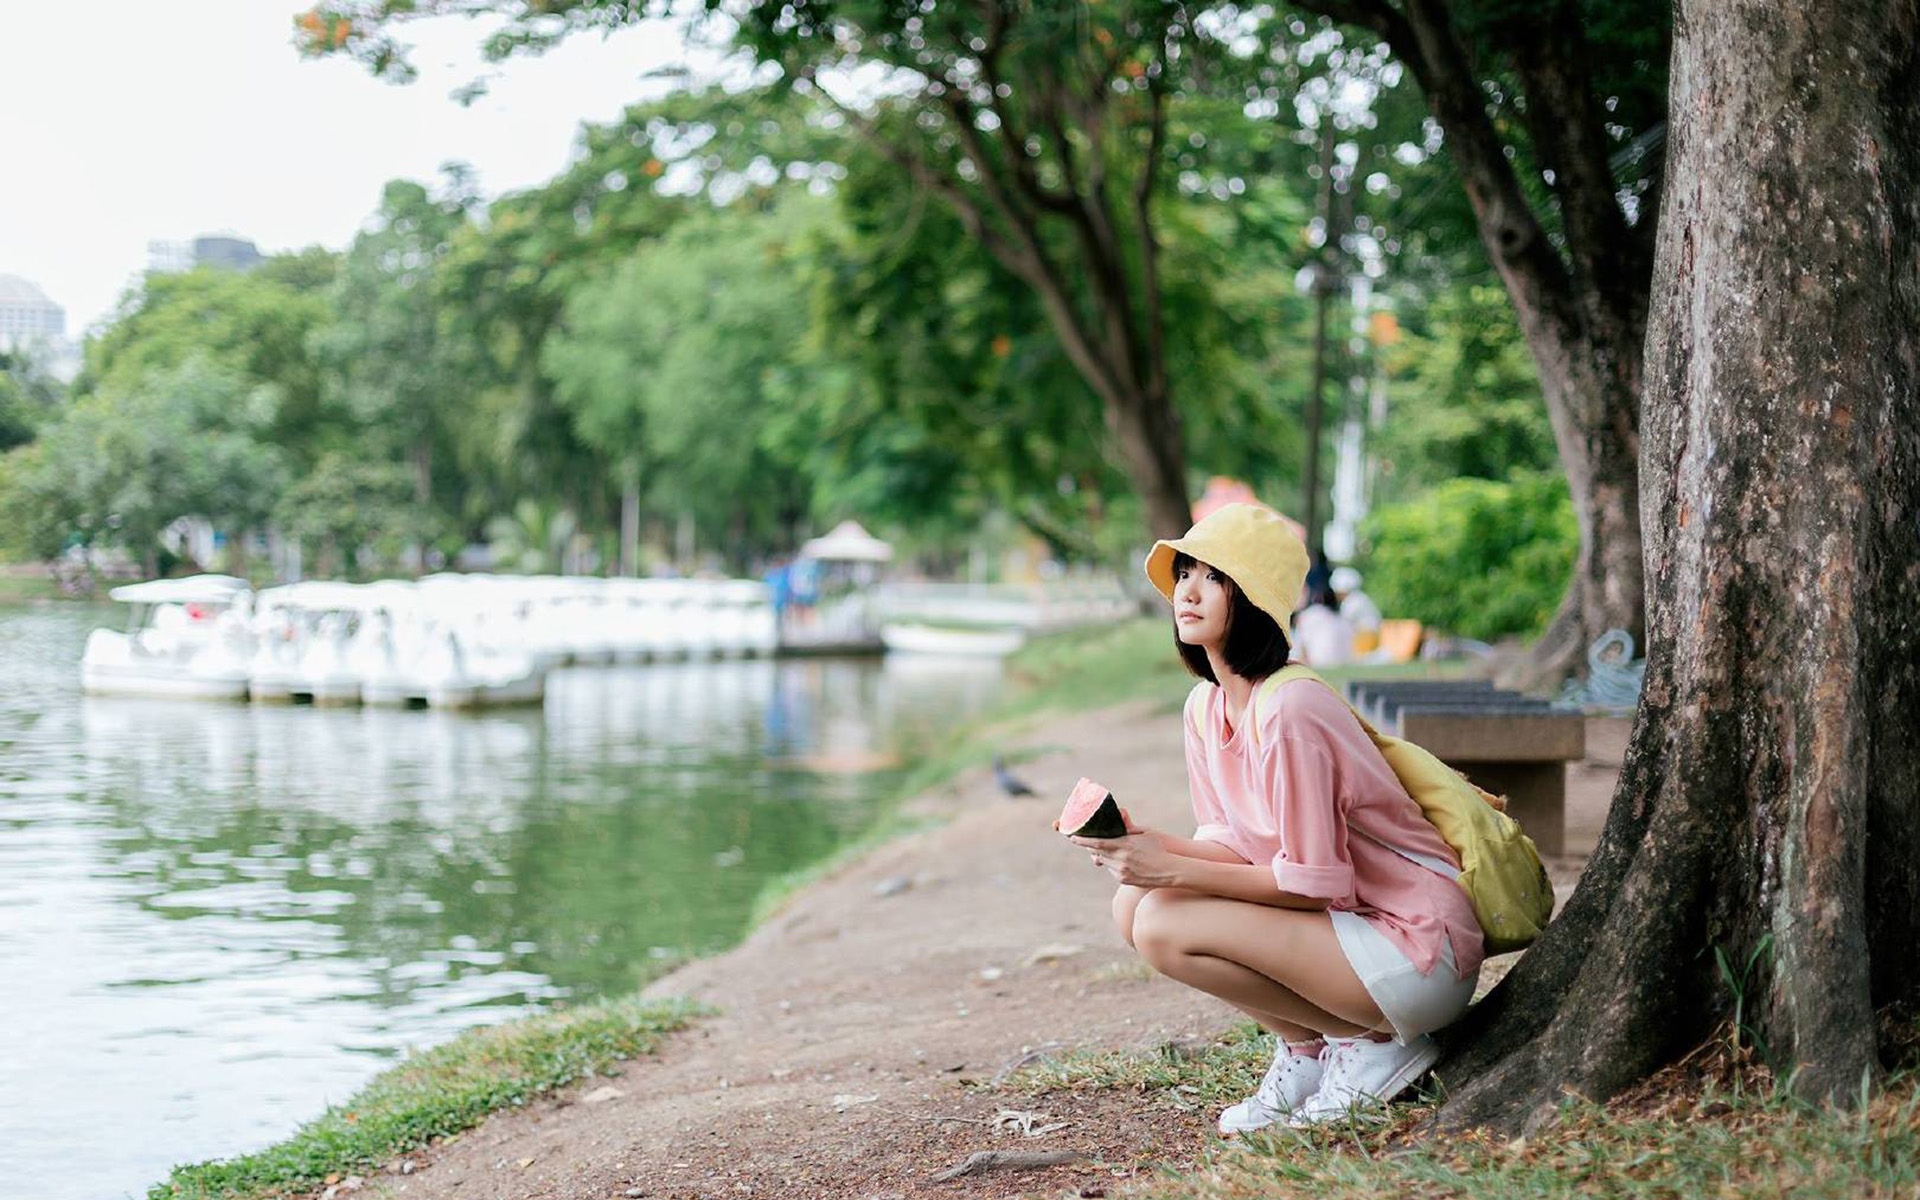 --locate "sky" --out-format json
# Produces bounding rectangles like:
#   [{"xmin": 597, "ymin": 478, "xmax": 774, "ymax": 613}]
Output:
[{"xmin": 0, "ymin": 1, "xmax": 714, "ymax": 336}]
